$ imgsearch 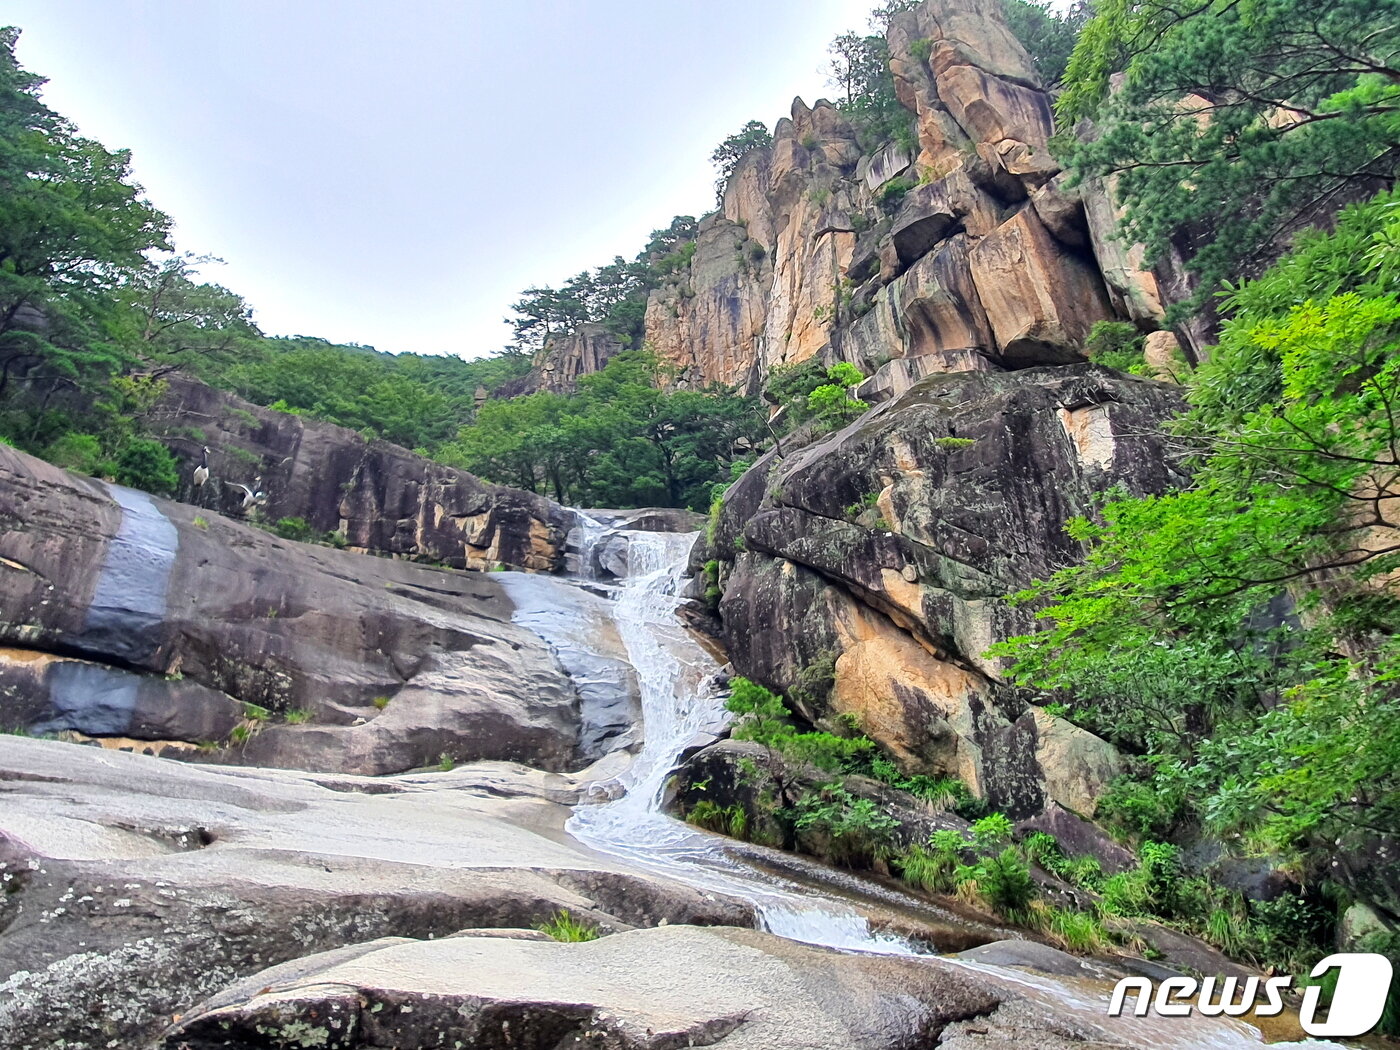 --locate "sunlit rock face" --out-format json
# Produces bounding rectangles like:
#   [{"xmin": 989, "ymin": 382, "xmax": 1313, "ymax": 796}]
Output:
[
  {"xmin": 525, "ymin": 0, "xmax": 1168, "ymax": 397},
  {"xmin": 706, "ymin": 366, "xmax": 1184, "ymax": 817}
]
